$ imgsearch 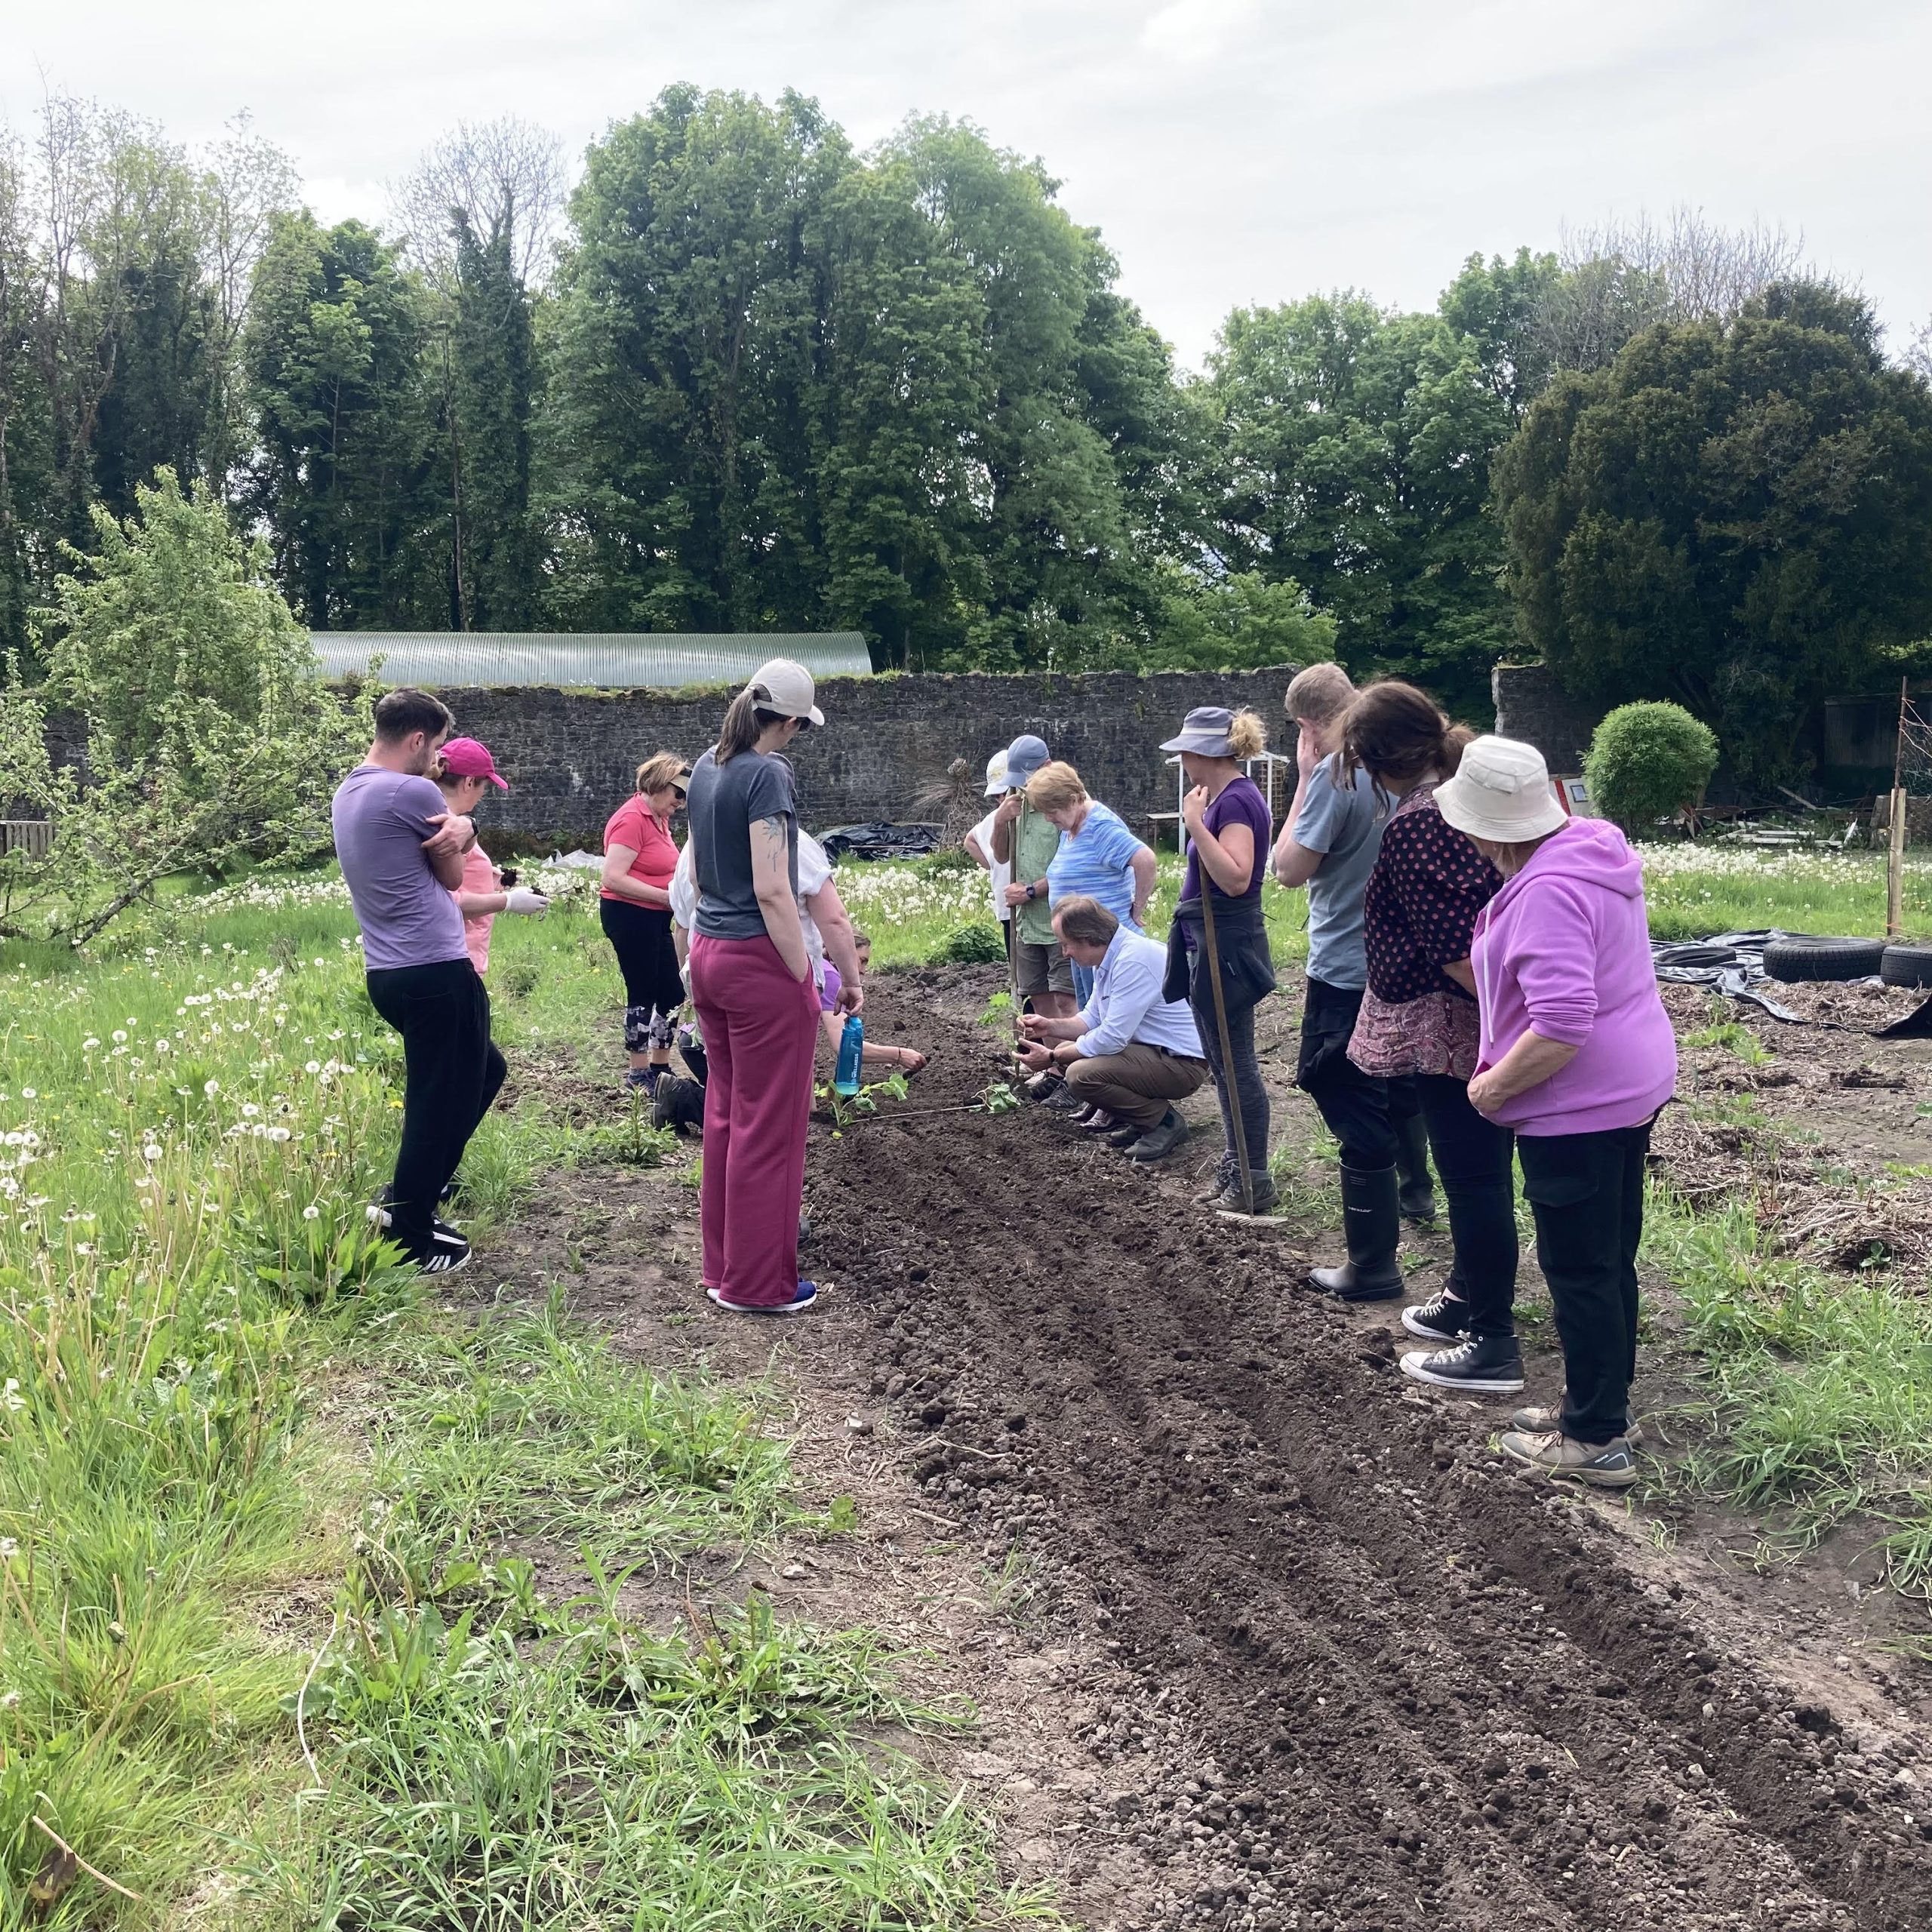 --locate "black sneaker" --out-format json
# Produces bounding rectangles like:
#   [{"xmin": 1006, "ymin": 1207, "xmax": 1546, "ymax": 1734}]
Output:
[
  {"xmin": 367, "ymin": 1201, "xmax": 465, "ymax": 1244},
  {"xmin": 1399, "ymin": 1333, "xmax": 1526, "ymax": 1395},
  {"xmin": 1401, "ymin": 1288, "xmax": 1472, "ymax": 1343},
  {"xmin": 410, "ymin": 1232, "xmax": 472, "ymax": 1275}
]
